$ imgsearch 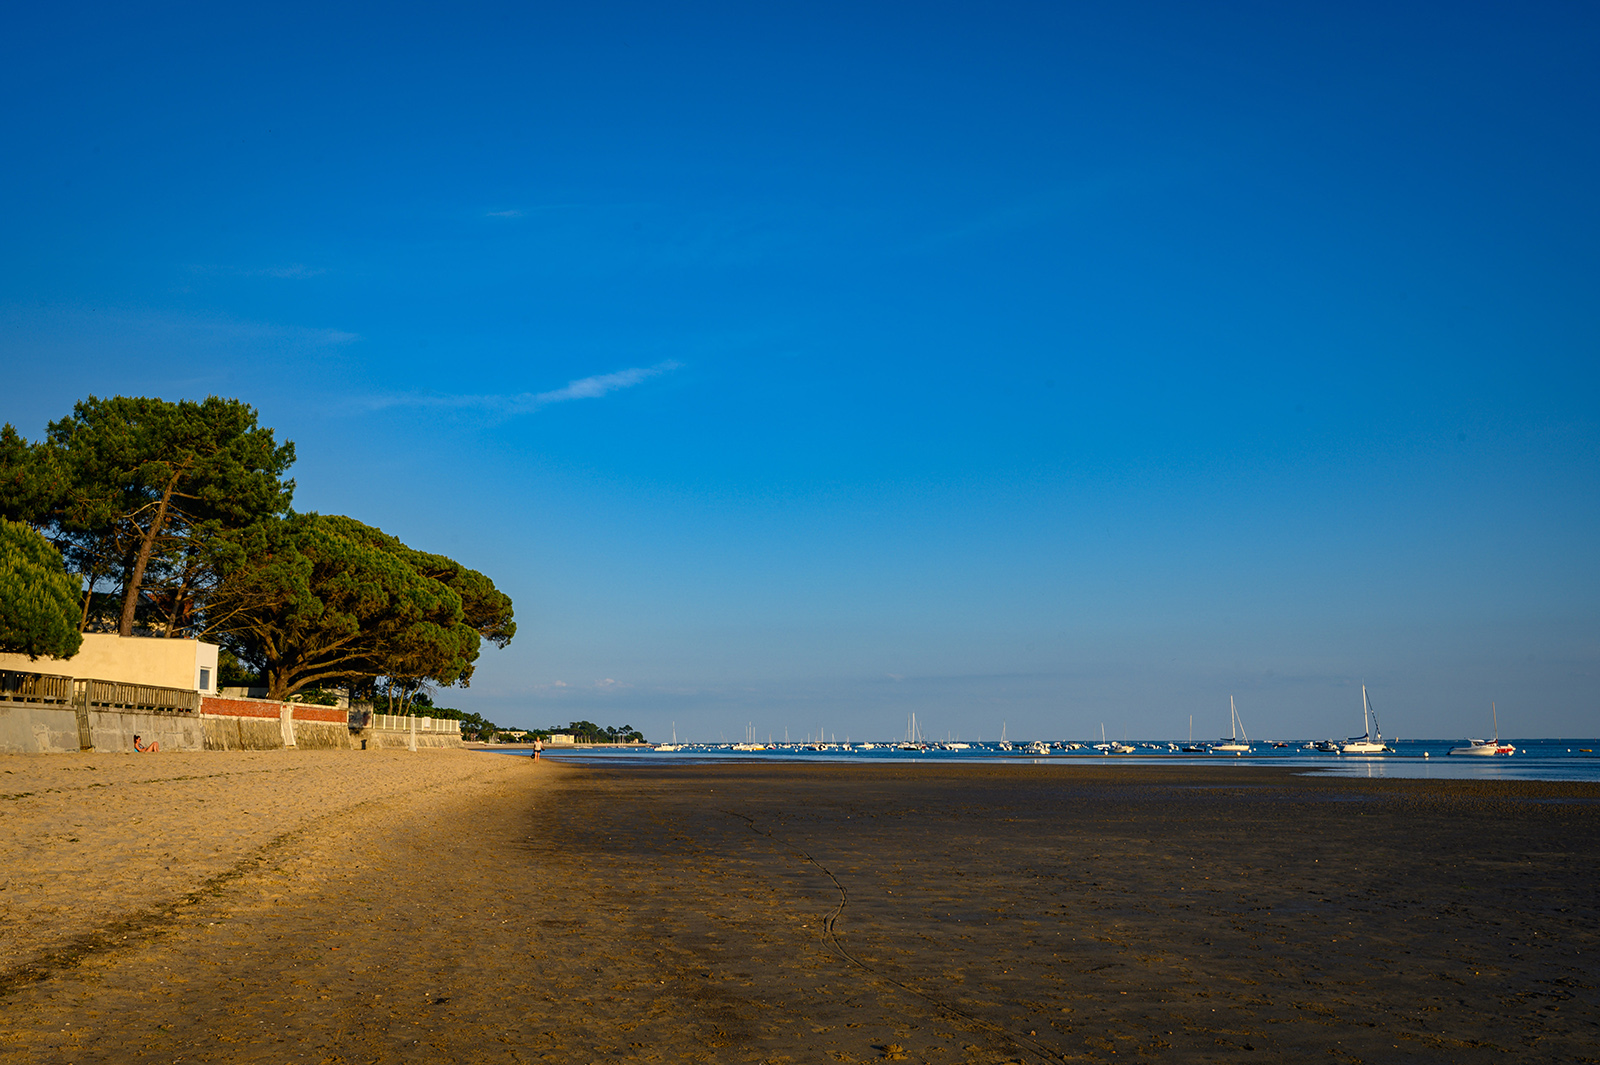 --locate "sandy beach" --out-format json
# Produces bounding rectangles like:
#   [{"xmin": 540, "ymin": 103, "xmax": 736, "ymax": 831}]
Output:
[{"xmin": 1, "ymin": 755, "xmax": 1595, "ymax": 1063}]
